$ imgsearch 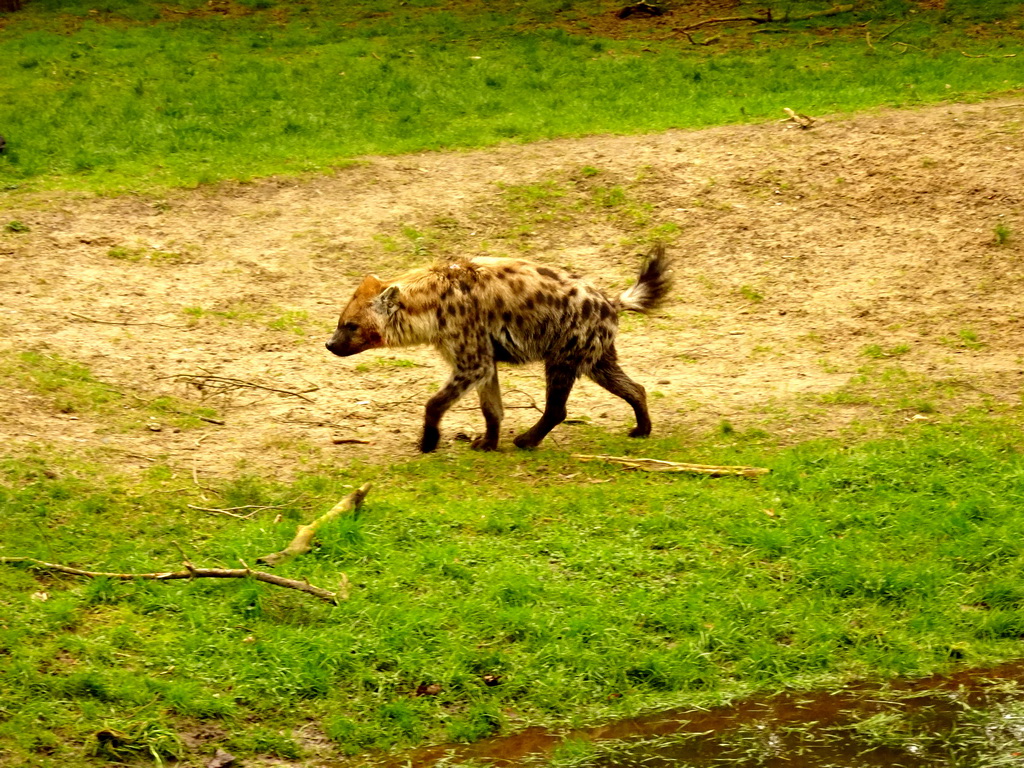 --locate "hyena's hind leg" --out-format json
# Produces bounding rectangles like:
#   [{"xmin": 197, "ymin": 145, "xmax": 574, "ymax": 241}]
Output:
[
  {"xmin": 472, "ymin": 367, "xmax": 504, "ymax": 452},
  {"xmin": 588, "ymin": 348, "xmax": 651, "ymax": 438},
  {"xmin": 513, "ymin": 363, "xmax": 577, "ymax": 449}
]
